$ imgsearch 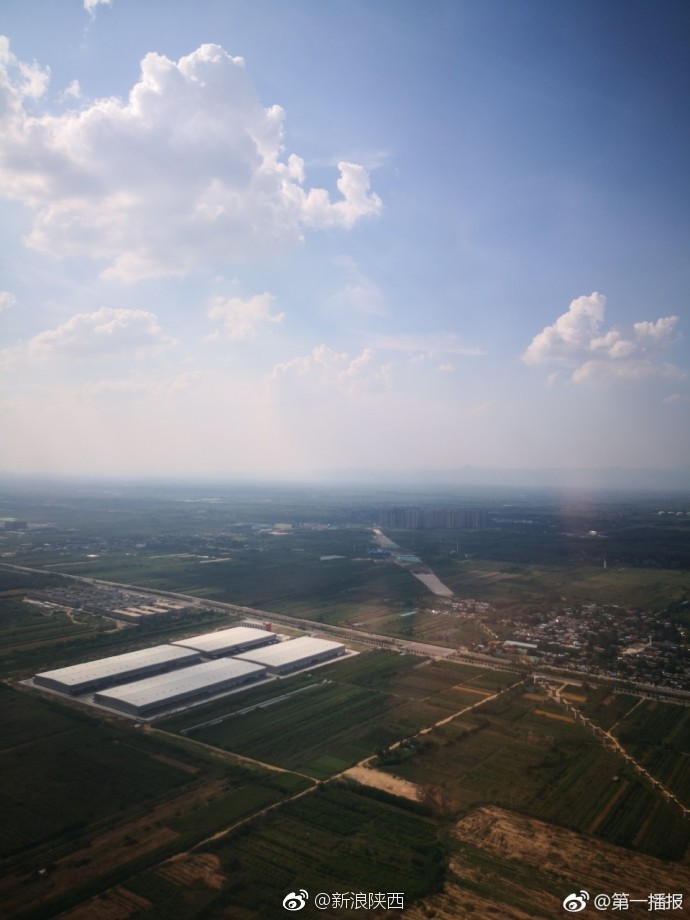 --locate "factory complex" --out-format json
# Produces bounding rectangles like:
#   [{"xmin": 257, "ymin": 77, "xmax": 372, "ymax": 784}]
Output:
[
  {"xmin": 32, "ymin": 626, "xmax": 348, "ymax": 718},
  {"xmin": 172, "ymin": 625, "xmax": 278, "ymax": 657},
  {"xmin": 235, "ymin": 635, "xmax": 347, "ymax": 674},
  {"xmin": 94, "ymin": 658, "xmax": 267, "ymax": 717},
  {"xmin": 33, "ymin": 644, "xmax": 201, "ymax": 695}
]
